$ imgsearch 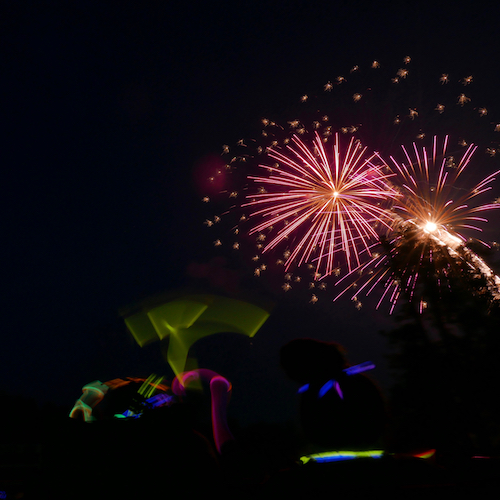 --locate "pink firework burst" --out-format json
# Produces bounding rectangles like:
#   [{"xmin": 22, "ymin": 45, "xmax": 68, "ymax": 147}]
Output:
[
  {"xmin": 243, "ymin": 131, "xmax": 400, "ymax": 278},
  {"xmin": 387, "ymin": 136, "xmax": 500, "ymax": 239},
  {"xmin": 334, "ymin": 136, "xmax": 500, "ymax": 313}
]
